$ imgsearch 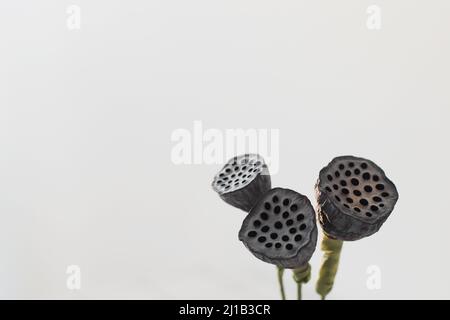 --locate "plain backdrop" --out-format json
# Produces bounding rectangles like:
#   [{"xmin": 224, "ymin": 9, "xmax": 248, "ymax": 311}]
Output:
[{"xmin": 1, "ymin": 0, "xmax": 450, "ymax": 299}]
